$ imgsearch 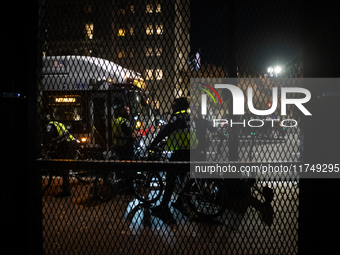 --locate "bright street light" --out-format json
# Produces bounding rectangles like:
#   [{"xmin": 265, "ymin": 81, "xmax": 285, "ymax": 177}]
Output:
[
  {"xmin": 274, "ymin": 66, "xmax": 281, "ymax": 75},
  {"xmin": 267, "ymin": 65, "xmax": 282, "ymax": 77},
  {"xmin": 267, "ymin": 66, "xmax": 274, "ymax": 74}
]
